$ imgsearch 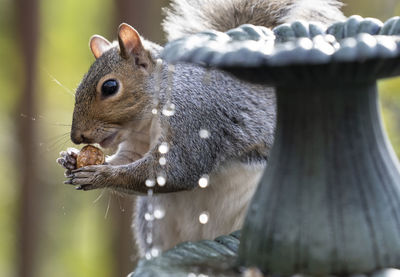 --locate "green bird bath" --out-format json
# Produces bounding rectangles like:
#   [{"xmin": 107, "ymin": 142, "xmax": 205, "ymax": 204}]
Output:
[{"xmin": 130, "ymin": 15, "xmax": 400, "ymax": 277}]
